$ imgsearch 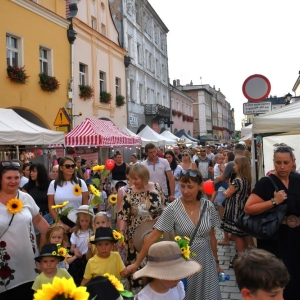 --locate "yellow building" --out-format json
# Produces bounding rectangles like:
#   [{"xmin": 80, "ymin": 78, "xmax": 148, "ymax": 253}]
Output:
[{"xmin": 0, "ymin": 0, "xmax": 70, "ymax": 129}]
